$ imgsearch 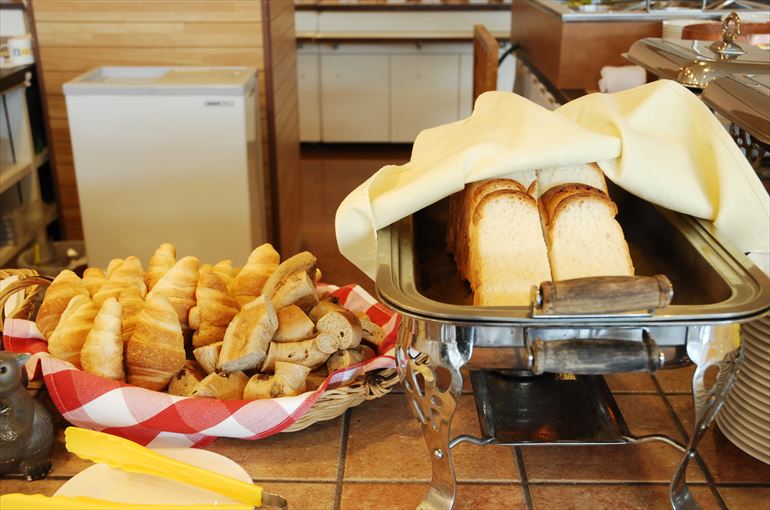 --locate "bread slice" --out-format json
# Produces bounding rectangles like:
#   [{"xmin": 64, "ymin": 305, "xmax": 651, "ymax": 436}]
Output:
[
  {"xmin": 540, "ymin": 184, "xmax": 634, "ymax": 280},
  {"xmin": 468, "ymin": 190, "xmax": 552, "ymax": 306},
  {"xmin": 533, "ymin": 162, "xmax": 607, "ymax": 198},
  {"xmin": 453, "ymin": 178, "xmax": 530, "ymax": 281}
]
